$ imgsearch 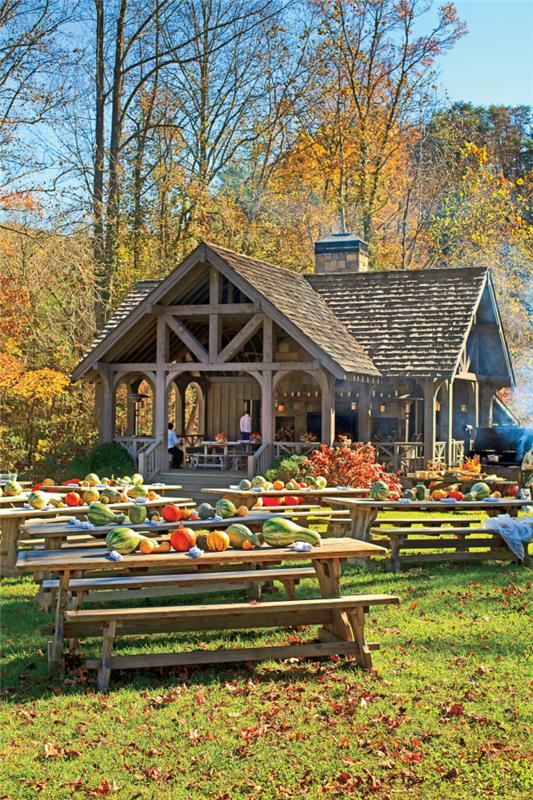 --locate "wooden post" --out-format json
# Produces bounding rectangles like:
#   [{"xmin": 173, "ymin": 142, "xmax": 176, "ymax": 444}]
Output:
[
  {"xmin": 439, "ymin": 379, "xmax": 454, "ymax": 466},
  {"xmin": 358, "ymin": 384, "xmax": 372, "ymax": 442},
  {"xmin": 479, "ymin": 383, "xmax": 493, "ymax": 427},
  {"xmin": 97, "ymin": 371, "xmax": 115, "ymax": 442},
  {"xmin": 321, "ymin": 372, "xmax": 335, "ymax": 446},
  {"xmin": 263, "ymin": 318, "xmax": 273, "ymax": 363},
  {"xmin": 261, "ymin": 370, "xmax": 273, "ymax": 445},
  {"xmin": 423, "ymin": 379, "xmax": 437, "ymax": 465},
  {"xmin": 155, "ymin": 318, "xmax": 169, "ymax": 472}
]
